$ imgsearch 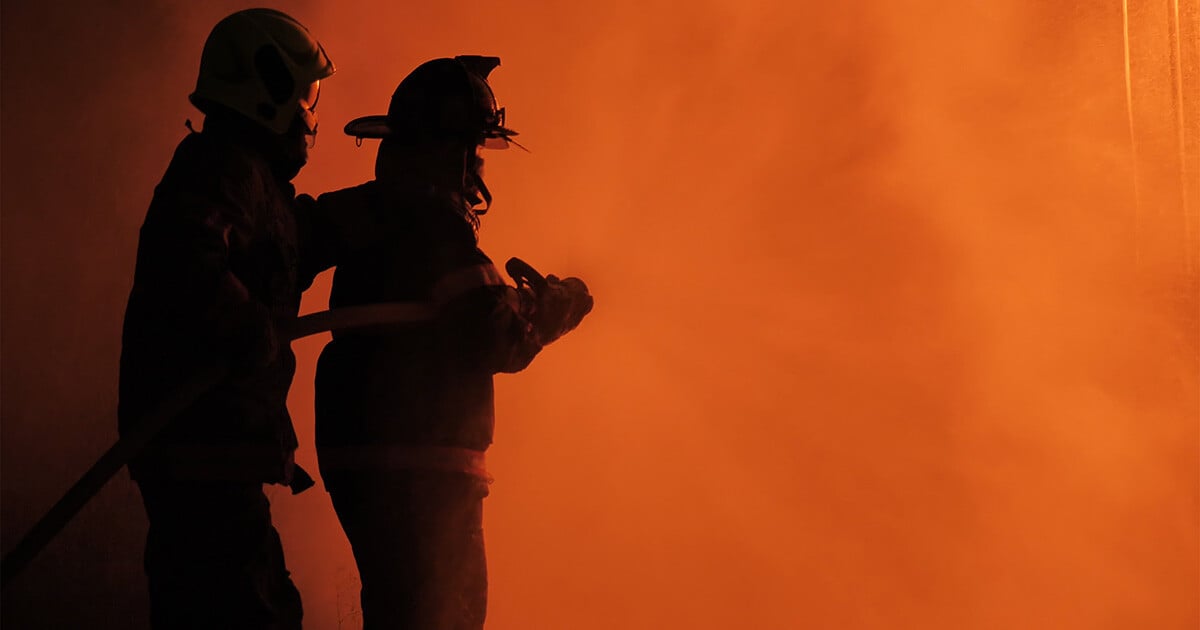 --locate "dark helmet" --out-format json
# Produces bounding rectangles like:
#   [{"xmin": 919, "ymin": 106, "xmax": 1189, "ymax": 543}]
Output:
[{"xmin": 344, "ymin": 55, "xmax": 519, "ymax": 149}]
